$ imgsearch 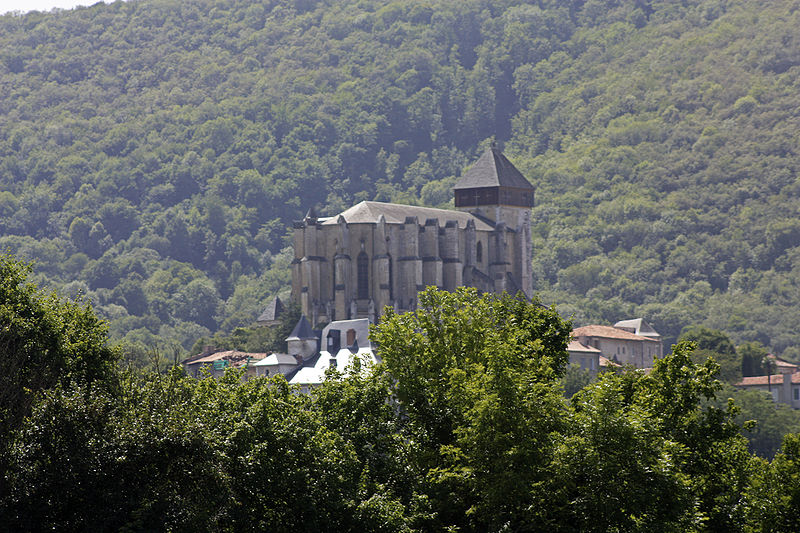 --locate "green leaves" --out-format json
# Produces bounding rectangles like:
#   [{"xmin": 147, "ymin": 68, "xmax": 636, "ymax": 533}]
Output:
[
  {"xmin": 2, "ymin": 283, "xmax": 797, "ymax": 531},
  {"xmin": 0, "ymin": 254, "xmax": 116, "ymax": 444}
]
